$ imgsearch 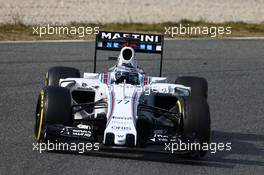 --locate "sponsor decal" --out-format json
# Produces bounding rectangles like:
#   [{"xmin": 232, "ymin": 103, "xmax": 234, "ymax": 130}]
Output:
[
  {"xmin": 106, "ymin": 42, "xmax": 112, "ymax": 48},
  {"xmin": 72, "ymin": 129, "xmax": 92, "ymax": 138},
  {"xmin": 112, "ymin": 116, "xmax": 132, "ymax": 120},
  {"xmin": 150, "ymin": 133, "xmax": 169, "ymax": 142},
  {"xmin": 146, "ymin": 44, "xmax": 153, "ymax": 50},
  {"xmin": 111, "ymin": 126, "xmax": 131, "ymax": 131},
  {"xmin": 113, "ymin": 42, "xmax": 119, "ymax": 48},
  {"xmin": 97, "ymin": 32, "xmax": 163, "ymax": 52},
  {"xmin": 60, "ymin": 127, "xmax": 92, "ymax": 138},
  {"xmin": 97, "ymin": 41, "xmax": 103, "ymax": 47},
  {"xmin": 154, "ymin": 129, "xmax": 167, "ymax": 134},
  {"xmin": 140, "ymin": 44, "xmax": 146, "ymax": 50},
  {"xmin": 110, "ymin": 120, "xmax": 131, "ymax": 125},
  {"xmin": 116, "ymin": 134, "xmax": 125, "ymax": 138},
  {"xmin": 156, "ymin": 45, "xmax": 162, "ymax": 51},
  {"xmin": 100, "ymin": 32, "xmax": 161, "ymax": 43},
  {"xmin": 77, "ymin": 124, "xmax": 93, "ymax": 130}
]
